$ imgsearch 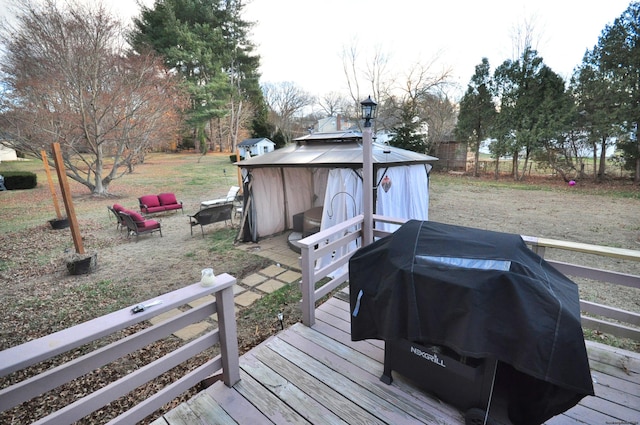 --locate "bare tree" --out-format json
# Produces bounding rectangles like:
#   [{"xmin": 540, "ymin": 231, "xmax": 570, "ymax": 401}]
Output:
[
  {"xmin": 262, "ymin": 81, "xmax": 314, "ymax": 143},
  {"xmin": 0, "ymin": 0, "xmax": 187, "ymax": 195},
  {"xmin": 509, "ymin": 13, "xmax": 542, "ymax": 59},
  {"xmin": 318, "ymin": 91, "xmax": 352, "ymax": 117},
  {"xmin": 341, "ymin": 43, "xmax": 392, "ymax": 129}
]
